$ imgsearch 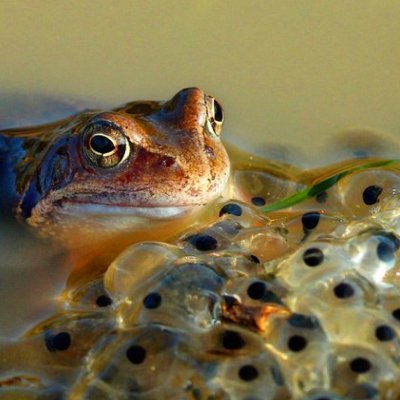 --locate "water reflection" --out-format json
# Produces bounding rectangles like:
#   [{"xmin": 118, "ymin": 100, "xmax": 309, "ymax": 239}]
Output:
[{"xmin": 0, "ymin": 217, "xmax": 68, "ymax": 338}]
